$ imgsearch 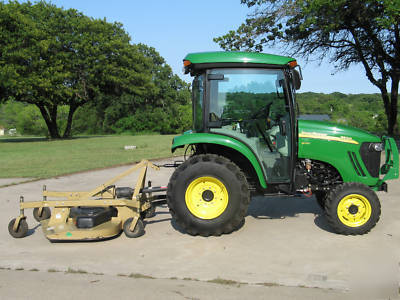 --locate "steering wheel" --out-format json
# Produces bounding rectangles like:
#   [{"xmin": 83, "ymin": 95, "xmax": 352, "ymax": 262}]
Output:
[
  {"xmin": 249, "ymin": 102, "xmax": 274, "ymax": 152},
  {"xmin": 256, "ymin": 122, "xmax": 274, "ymax": 152}
]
